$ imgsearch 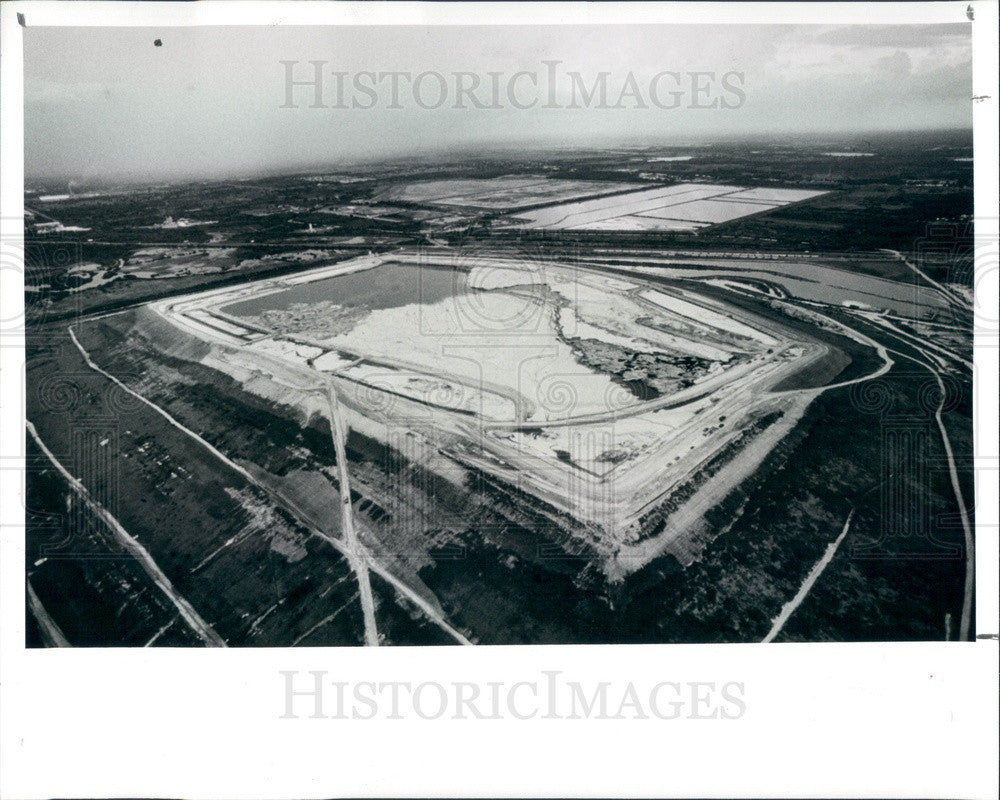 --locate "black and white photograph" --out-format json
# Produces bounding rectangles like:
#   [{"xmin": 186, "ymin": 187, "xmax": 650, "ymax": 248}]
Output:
[
  {"xmin": 1, "ymin": 2, "xmax": 997, "ymax": 798},
  {"xmin": 18, "ymin": 16, "xmax": 985, "ymax": 648}
]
